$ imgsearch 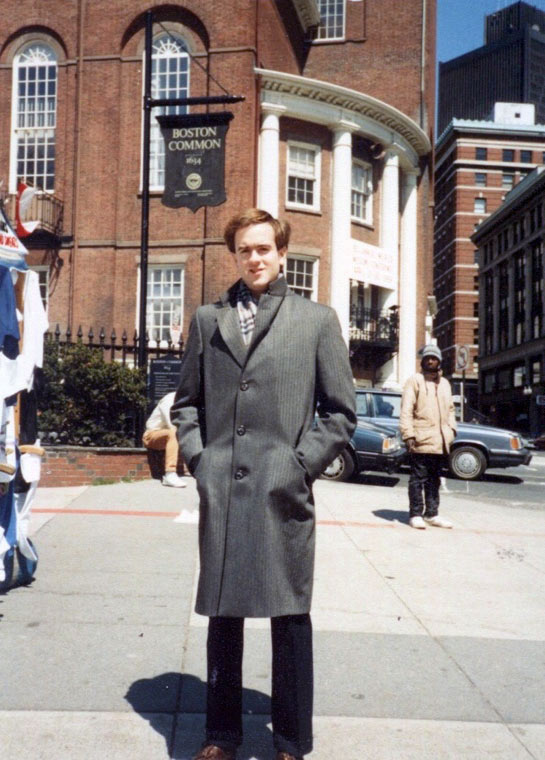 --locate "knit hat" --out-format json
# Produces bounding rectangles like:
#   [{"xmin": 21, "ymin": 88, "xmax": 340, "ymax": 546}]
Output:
[{"xmin": 420, "ymin": 343, "xmax": 442, "ymax": 362}]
